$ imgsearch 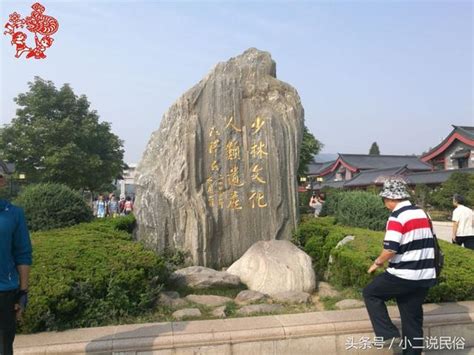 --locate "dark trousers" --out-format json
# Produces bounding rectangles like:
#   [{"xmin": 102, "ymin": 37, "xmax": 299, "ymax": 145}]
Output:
[
  {"xmin": 0, "ymin": 291, "xmax": 17, "ymax": 355},
  {"xmin": 363, "ymin": 272, "xmax": 429, "ymax": 355},
  {"xmin": 454, "ymin": 236, "xmax": 474, "ymax": 250}
]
